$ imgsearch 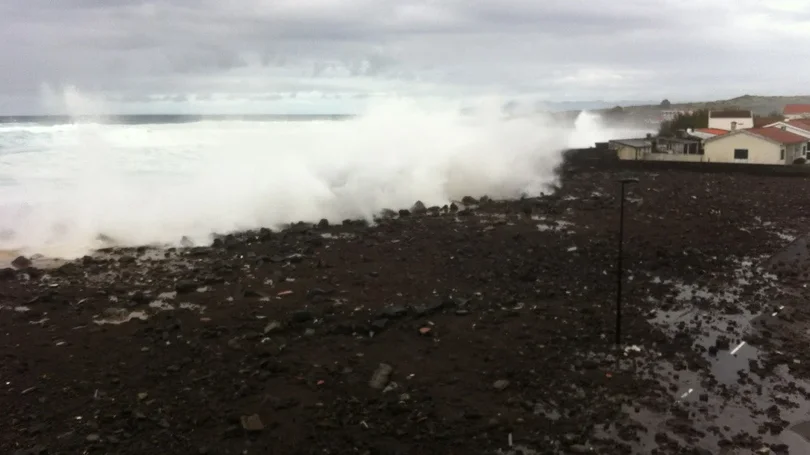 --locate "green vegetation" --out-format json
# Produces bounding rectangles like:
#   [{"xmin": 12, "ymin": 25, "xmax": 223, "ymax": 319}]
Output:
[{"xmin": 658, "ymin": 109, "xmax": 709, "ymax": 136}]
